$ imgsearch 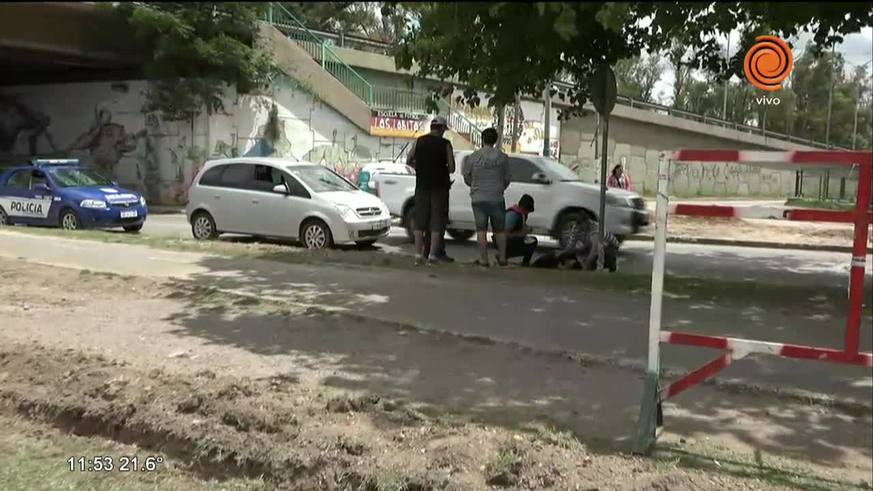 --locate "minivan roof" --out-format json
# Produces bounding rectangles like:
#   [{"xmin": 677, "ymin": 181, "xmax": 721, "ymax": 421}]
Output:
[{"xmin": 202, "ymin": 157, "xmax": 317, "ymax": 168}]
